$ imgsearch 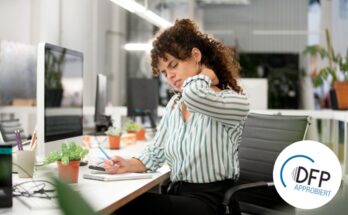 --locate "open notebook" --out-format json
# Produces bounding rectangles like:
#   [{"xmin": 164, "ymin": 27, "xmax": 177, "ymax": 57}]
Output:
[{"xmin": 83, "ymin": 172, "xmax": 153, "ymax": 181}]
